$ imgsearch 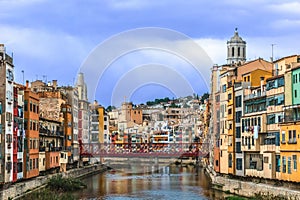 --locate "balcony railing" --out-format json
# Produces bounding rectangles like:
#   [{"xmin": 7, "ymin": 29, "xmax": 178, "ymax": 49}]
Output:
[
  {"xmin": 283, "ymin": 106, "xmax": 300, "ymax": 123},
  {"xmin": 244, "ymin": 91, "xmax": 266, "ymax": 101},
  {"xmin": 40, "ymin": 128, "xmax": 64, "ymax": 137},
  {"xmin": 39, "ymin": 147, "xmax": 46, "ymax": 152},
  {"xmin": 288, "ymin": 138, "xmax": 297, "ymax": 144}
]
